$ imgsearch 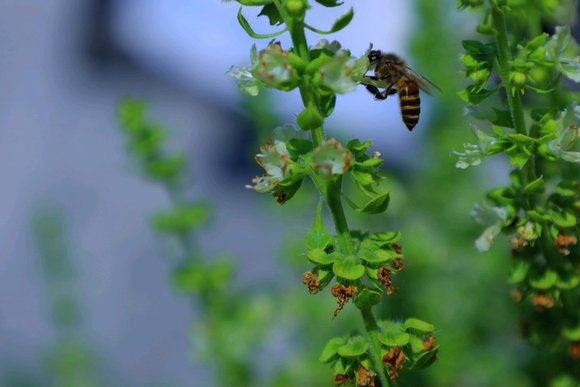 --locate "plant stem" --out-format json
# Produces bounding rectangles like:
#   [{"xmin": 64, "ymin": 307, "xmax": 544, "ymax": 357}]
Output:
[
  {"xmin": 362, "ymin": 308, "xmax": 394, "ymax": 387},
  {"xmin": 325, "ymin": 177, "xmax": 354, "ymax": 254},
  {"xmin": 325, "ymin": 178, "xmax": 393, "ymax": 386},
  {"xmin": 273, "ymin": 0, "xmax": 324, "ymax": 146},
  {"xmin": 491, "ymin": 5, "xmax": 538, "ymax": 205},
  {"xmin": 491, "ymin": 6, "xmax": 526, "ymax": 136}
]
